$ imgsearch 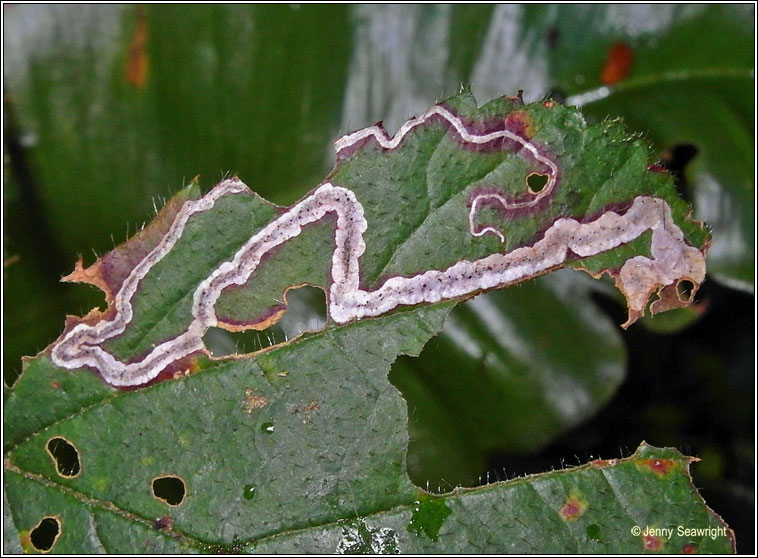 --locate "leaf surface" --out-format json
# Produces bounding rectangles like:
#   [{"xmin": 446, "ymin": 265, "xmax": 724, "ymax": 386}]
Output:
[
  {"xmin": 4, "ymin": 9, "xmax": 750, "ymax": 491},
  {"xmin": 3, "ymin": 92, "xmax": 725, "ymax": 553}
]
